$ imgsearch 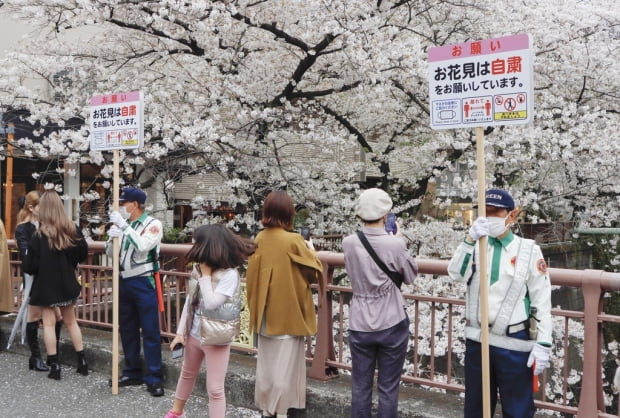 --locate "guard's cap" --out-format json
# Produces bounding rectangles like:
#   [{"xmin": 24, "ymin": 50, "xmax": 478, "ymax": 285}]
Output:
[
  {"xmin": 484, "ymin": 188, "xmax": 515, "ymax": 210},
  {"xmin": 119, "ymin": 187, "xmax": 147, "ymax": 204}
]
